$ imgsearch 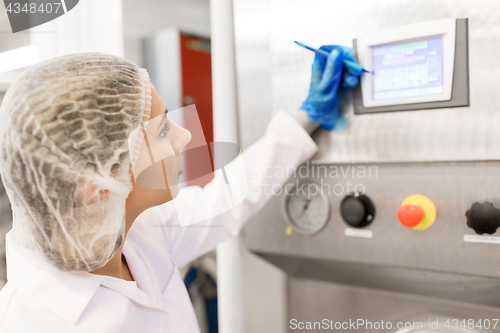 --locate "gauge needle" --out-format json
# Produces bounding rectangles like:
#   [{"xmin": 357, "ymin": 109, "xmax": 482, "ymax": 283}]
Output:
[{"xmin": 297, "ymin": 197, "xmax": 312, "ymax": 221}]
